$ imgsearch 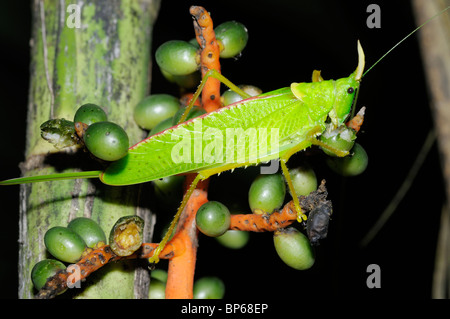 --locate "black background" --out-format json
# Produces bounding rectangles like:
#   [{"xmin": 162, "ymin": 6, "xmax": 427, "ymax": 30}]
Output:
[{"xmin": 0, "ymin": 0, "xmax": 445, "ymax": 299}]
